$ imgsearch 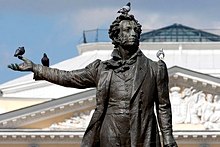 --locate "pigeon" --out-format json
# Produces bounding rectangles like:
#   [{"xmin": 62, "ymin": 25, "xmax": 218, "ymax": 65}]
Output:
[
  {"xmin": 41, "ymin": 53, "xmax": 49, "ymax": 67},
  {"xmin": 117, "ymin": 2, "xmax": 131, "ymax": 15},
  {"xmin": 14, "ymin": 47, "xmax": 25, "ymax": 57},
  {"xmin": 156, "ymin": 48, "xmax": 165, "ymax": 60}
]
